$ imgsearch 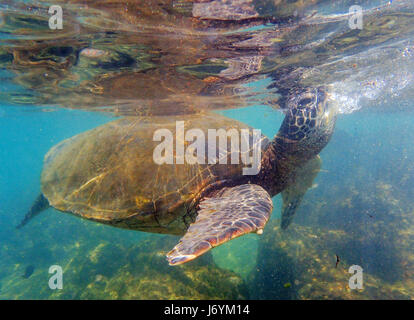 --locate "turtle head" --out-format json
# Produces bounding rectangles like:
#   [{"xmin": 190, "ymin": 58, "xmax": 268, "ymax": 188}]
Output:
[{"xmin": 273, "ymin": 87, "xmax": 337, "ymax": 164}]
